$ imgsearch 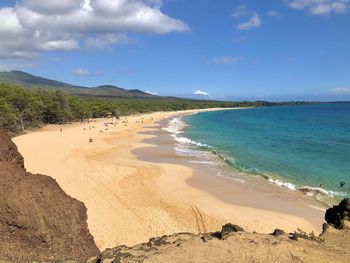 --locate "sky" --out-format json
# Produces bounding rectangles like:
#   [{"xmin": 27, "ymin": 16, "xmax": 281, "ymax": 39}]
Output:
[{"xmin": 0, "ymin": 0, "xmax": 349, "ymax": 101}]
